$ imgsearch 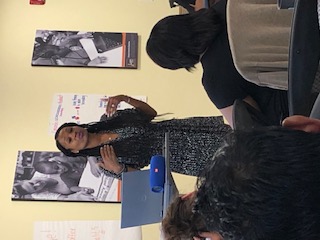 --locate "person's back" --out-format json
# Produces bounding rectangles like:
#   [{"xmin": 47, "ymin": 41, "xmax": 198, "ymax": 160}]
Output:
[
  {"xmin": 227, "ymin": 0, "xmax": 293, "ymax": 90},
  {"xmin": 195, "ymin": 127, "xmax": 320, "ymax": 239},
  {"xmin": 147, "ymin": 0, "xmax": 289, "ymax": 127},
  {"xmin": 201, "ymin": 0, "xmax": 289, "ymax": 126}
]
